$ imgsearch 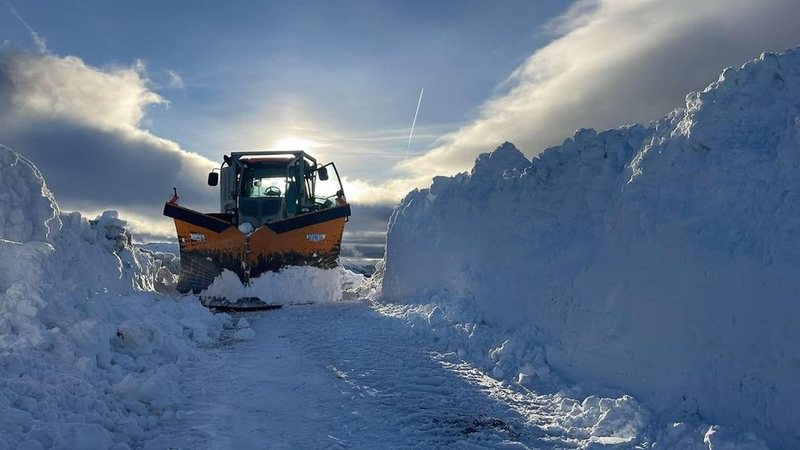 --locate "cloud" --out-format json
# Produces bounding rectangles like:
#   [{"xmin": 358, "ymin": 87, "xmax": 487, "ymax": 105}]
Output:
[
  {"xmin": 339, "ymin": 203, "xmax": 393, "ymax": 261},
  {"xmin": 0, "ymin": 51, "xmax": 218, "ymax": 237},
  {"xmin": 341, "ymin": 176, "xmax": 426, "ymax": 205},
  {"xmin": 0, "ymin": 50, "xmax": 398, "ymax": 249},
  {"xmin": 164, "ymin": 69, "xmax": 185, "ymax": 89},
  {"xmin": 397, "ymin": 0, "xmax": 800, "ymax": 178},
  {"xmin": 1, "ymin": 53, "xmax": 165, "ymax": 130}
]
